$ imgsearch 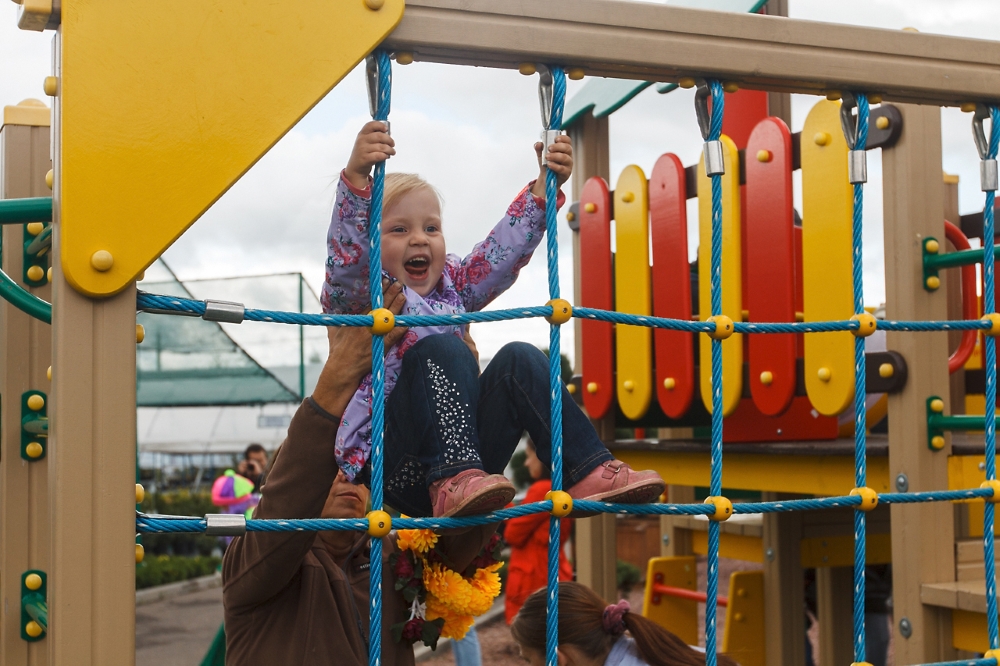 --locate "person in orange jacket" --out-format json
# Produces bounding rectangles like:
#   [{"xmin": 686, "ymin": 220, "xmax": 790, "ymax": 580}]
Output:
[{"xmin": 504, "ymin": 438, "xmax": 574, "ymax": 624}]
